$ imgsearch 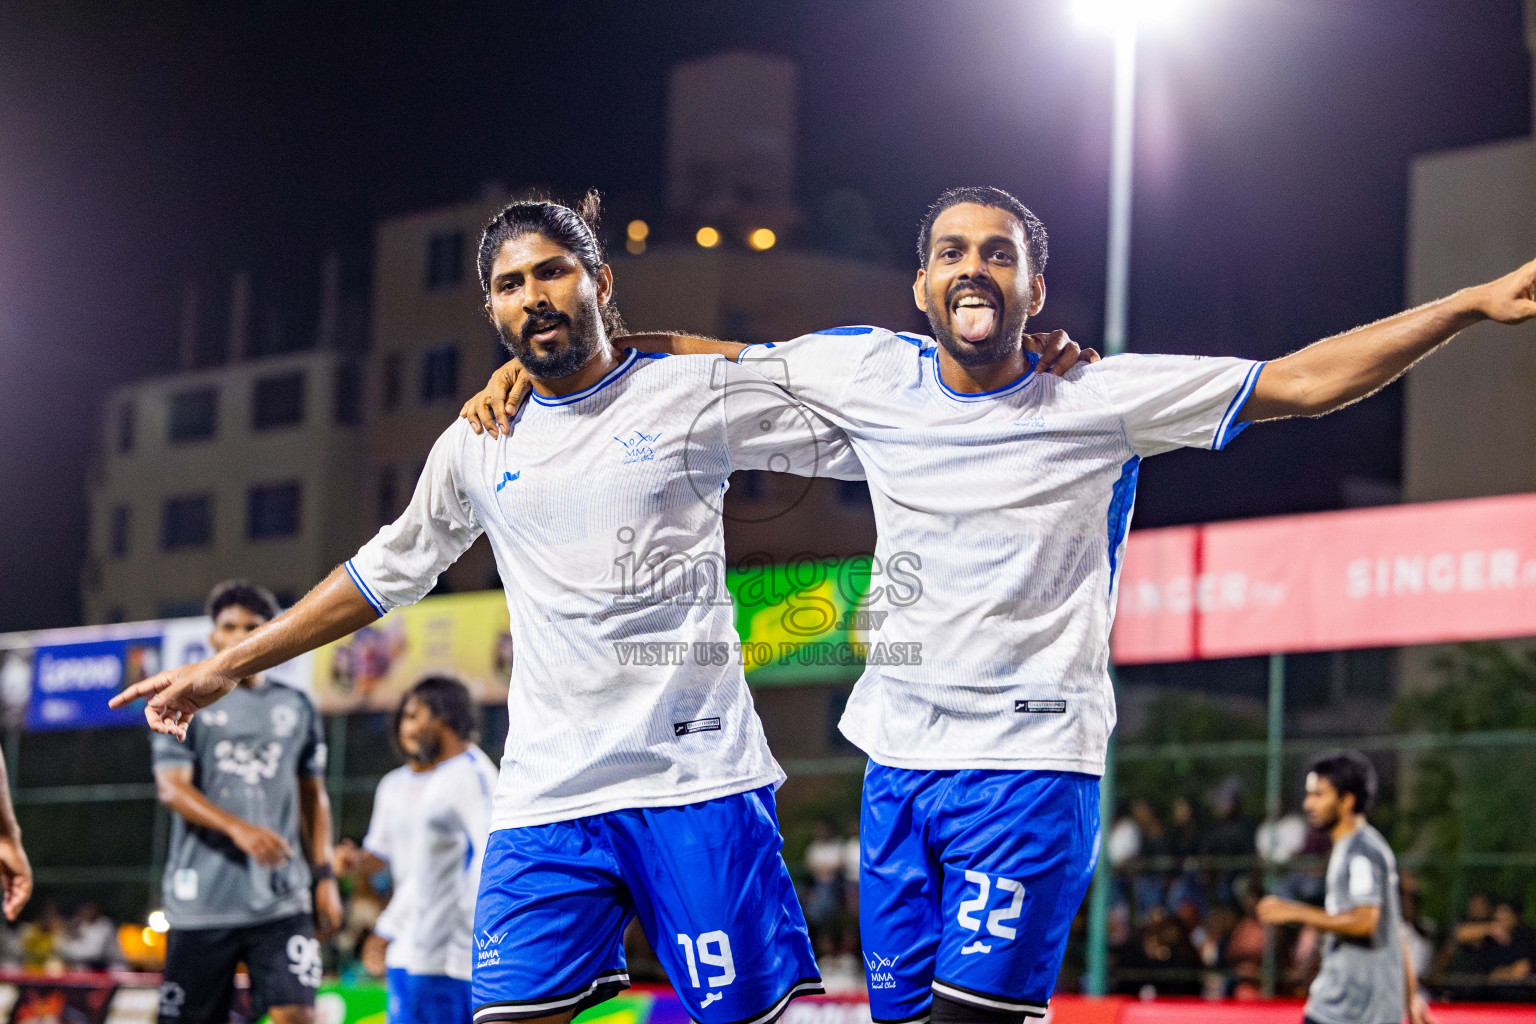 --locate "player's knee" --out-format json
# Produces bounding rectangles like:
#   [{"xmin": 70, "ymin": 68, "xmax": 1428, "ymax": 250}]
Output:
[{"xmin": 930, "ymin": 994, "xmax": 1028, "ymax": 1024}]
